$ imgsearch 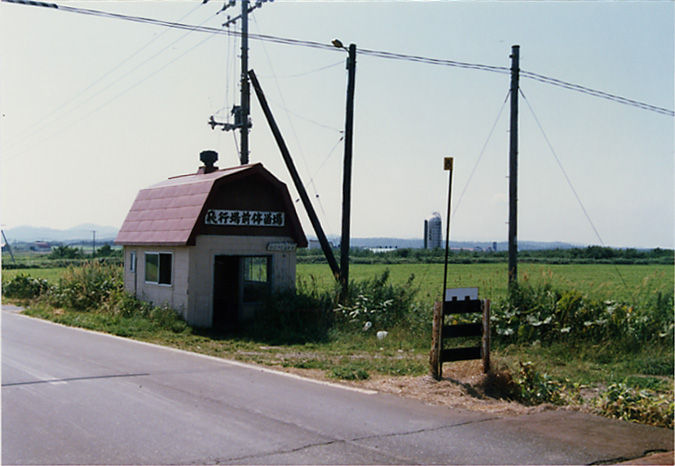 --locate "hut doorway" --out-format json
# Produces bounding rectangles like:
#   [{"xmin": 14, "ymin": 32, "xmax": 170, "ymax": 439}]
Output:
[
  {"xmin": 213, "ymin": 255, "xmax": 272, "ymax": 330},
  {"xmin": 213, "ymin": 255, "xmax": 240, "ymax": 330}
]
